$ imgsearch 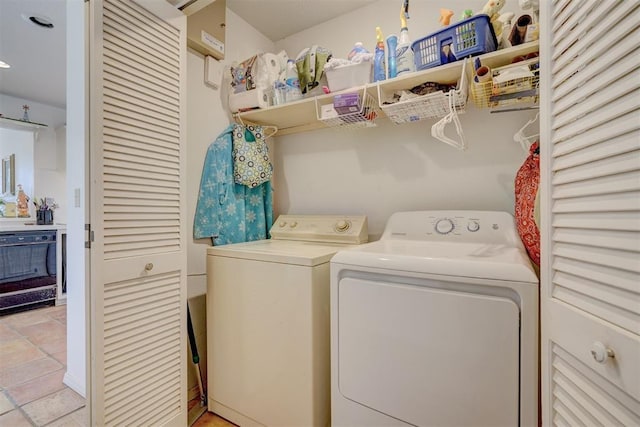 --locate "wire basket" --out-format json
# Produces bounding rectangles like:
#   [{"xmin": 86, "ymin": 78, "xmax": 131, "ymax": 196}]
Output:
[
  {"xmin": 470, "ymin": 58, "xmax": 540, "ymax": 109},
  {"xmin": 316, "ymin": 90, "xmax": 379, "ymax": 130},
  {"xmin": 378, "ymin": 59, "xmax": 469, "ymax": 125},
  {"xmin": 412, "ymin": 15, "xmax": 498, "ymax": 71}
]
